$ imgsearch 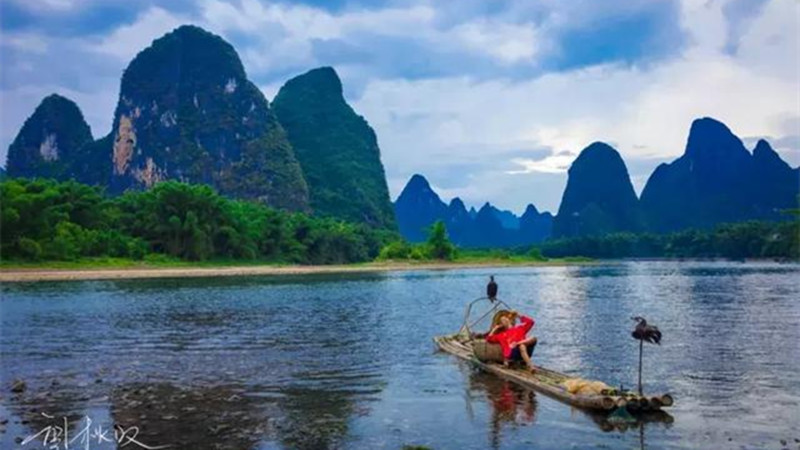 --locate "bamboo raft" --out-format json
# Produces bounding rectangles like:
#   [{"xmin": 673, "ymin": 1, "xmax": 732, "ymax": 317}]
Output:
[
  {"xmin": 435, "ymin": 334, "xmax": 672, "ymax": 412},
  {"xmin": 434, "ymin": 298, "xmax": 674, "ymax": 413}
]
